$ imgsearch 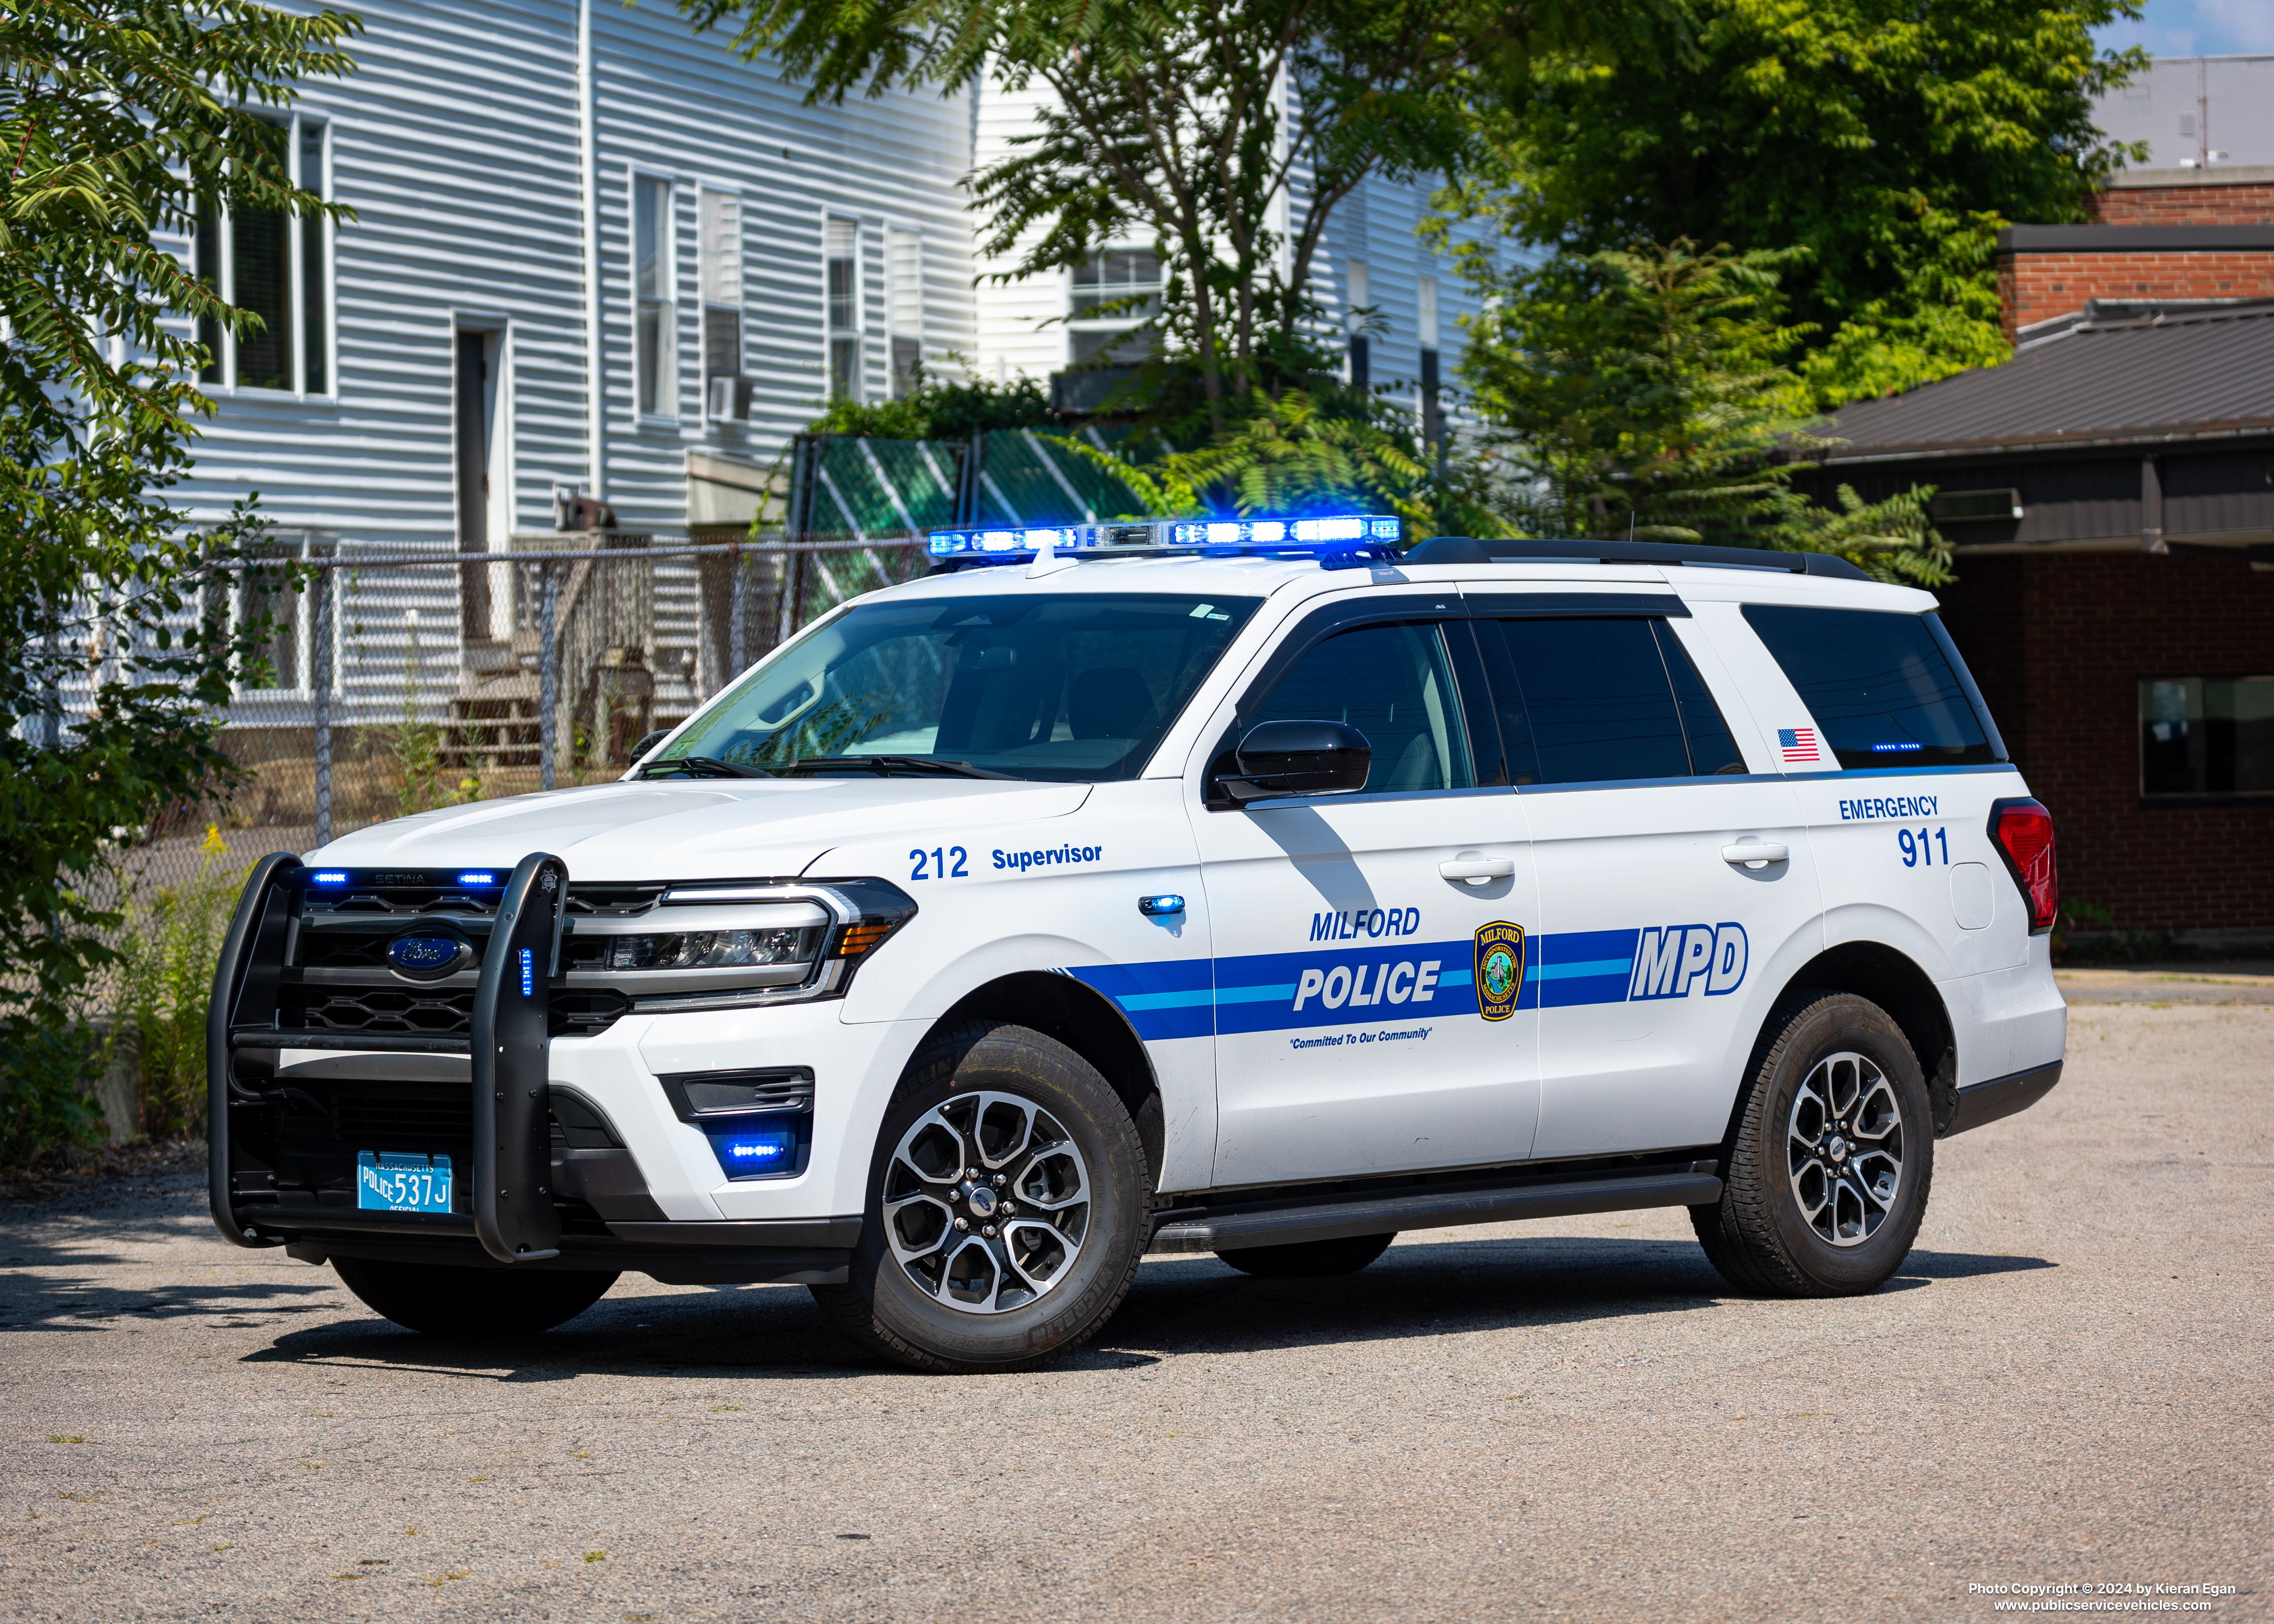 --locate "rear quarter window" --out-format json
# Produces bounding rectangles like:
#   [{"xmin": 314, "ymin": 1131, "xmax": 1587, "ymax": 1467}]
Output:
[{"xmin": 1741, "ymin": 605, "xmax": 1999, "ymax": 770}]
